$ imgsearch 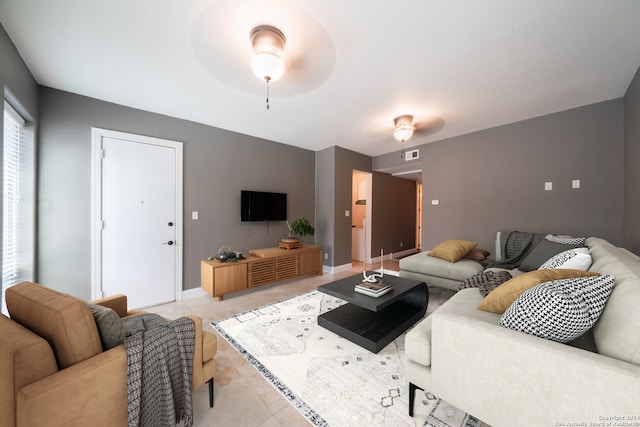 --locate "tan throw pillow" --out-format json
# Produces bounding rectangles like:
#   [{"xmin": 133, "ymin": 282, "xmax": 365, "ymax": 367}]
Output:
[
  {"xmin": 428, "ymin": 239, "xmax": 477, "ymax": 263},
  {"xmin": 477, "ymin": 269, "xmax": 599, "ymax": 314}
]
